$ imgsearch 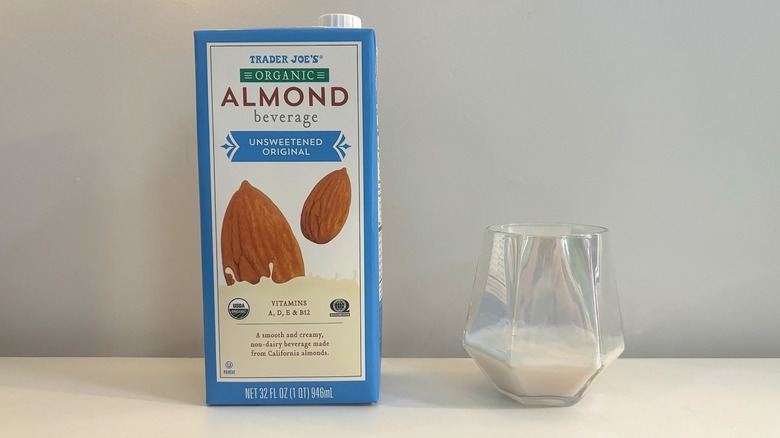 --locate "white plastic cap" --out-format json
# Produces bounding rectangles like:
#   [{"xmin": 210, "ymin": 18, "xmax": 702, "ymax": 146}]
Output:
[{"xmin": 317, "ymin": 13, "xmax": 362, "ymax": 29}]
